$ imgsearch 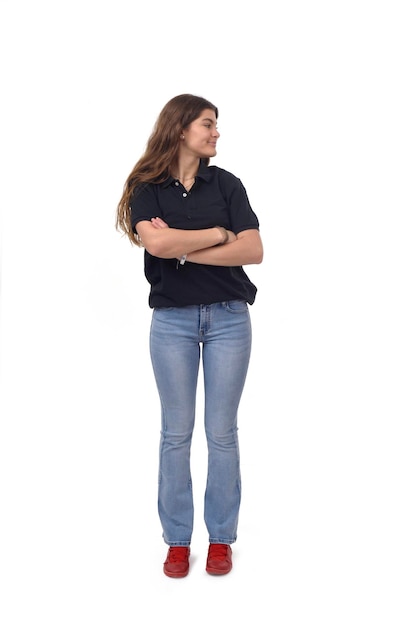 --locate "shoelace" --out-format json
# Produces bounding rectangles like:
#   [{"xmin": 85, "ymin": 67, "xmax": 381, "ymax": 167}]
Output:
[
  {"xmin": 167, "ymin": 547, "xmax": 189, "ymax": 562},
  {"xmin": 208, "ymin": 544, "xmax": 229, "ymax": 559}
]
